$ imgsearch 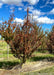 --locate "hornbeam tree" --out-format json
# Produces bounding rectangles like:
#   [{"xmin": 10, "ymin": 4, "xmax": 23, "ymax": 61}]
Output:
[{"xmin": 0, "ymin": 8, "xmax": 44, "ymax": 65}]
